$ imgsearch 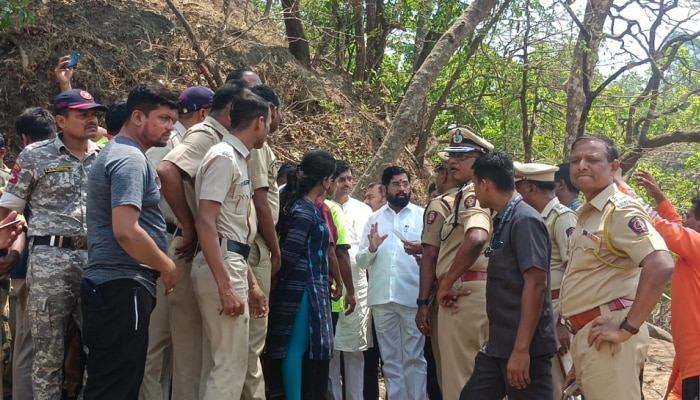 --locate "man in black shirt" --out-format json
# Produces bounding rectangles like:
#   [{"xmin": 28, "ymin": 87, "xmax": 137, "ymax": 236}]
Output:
[{"xmin": 460, "ymin": 151, "xmax": 556, "ymax": 400}]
